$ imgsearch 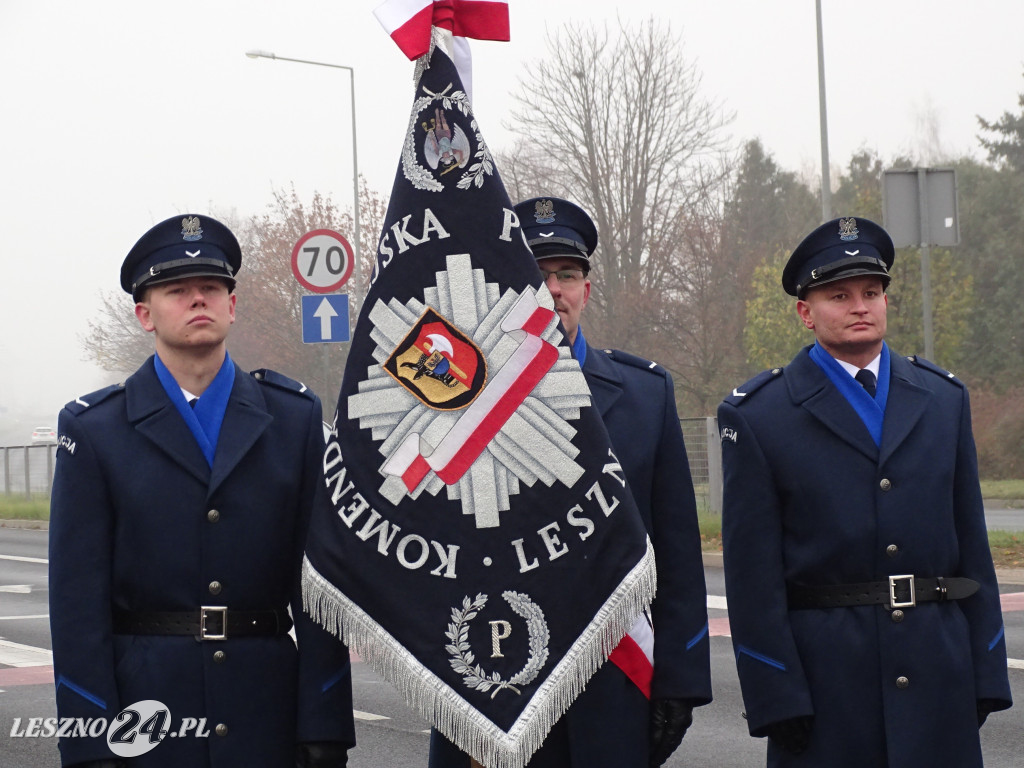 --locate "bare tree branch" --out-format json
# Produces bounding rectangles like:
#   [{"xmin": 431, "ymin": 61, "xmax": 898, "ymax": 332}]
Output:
[
  {"xmin": 500, "ymin": 17, "xmax": 733, "ymax": 410},
  {"xmin": 505, "ymin": 19, "xmax": 730, "ymax": 349}
]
